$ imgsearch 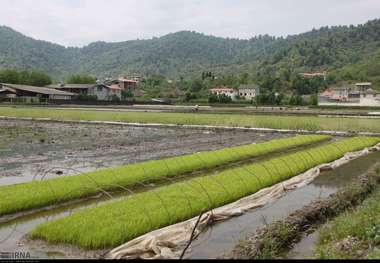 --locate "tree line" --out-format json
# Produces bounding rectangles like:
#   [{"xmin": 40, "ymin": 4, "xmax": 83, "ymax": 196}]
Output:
[
  {"xmin": 0, "ymin": 69, "xmax": 98, "ymax": 86},
  {"xmin": 0, "ymin": 69, "xmax": 52, "ymax": 86}
]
